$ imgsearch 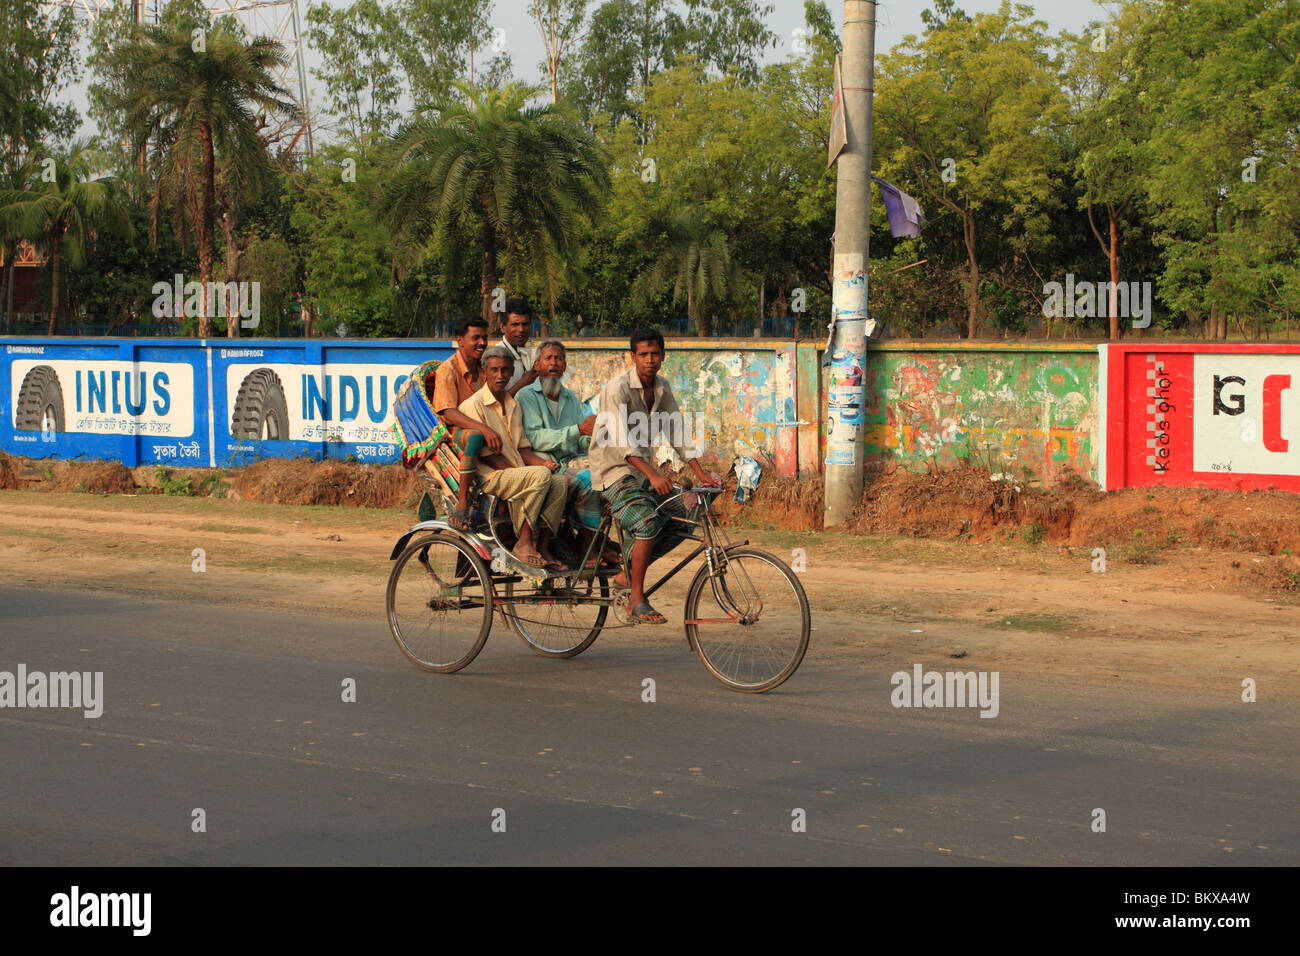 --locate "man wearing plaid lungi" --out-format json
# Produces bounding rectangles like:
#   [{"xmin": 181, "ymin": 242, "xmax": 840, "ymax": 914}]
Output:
[{"xmin": 588, "ymin": 328, "xmax": 721, "ymax": 624}]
